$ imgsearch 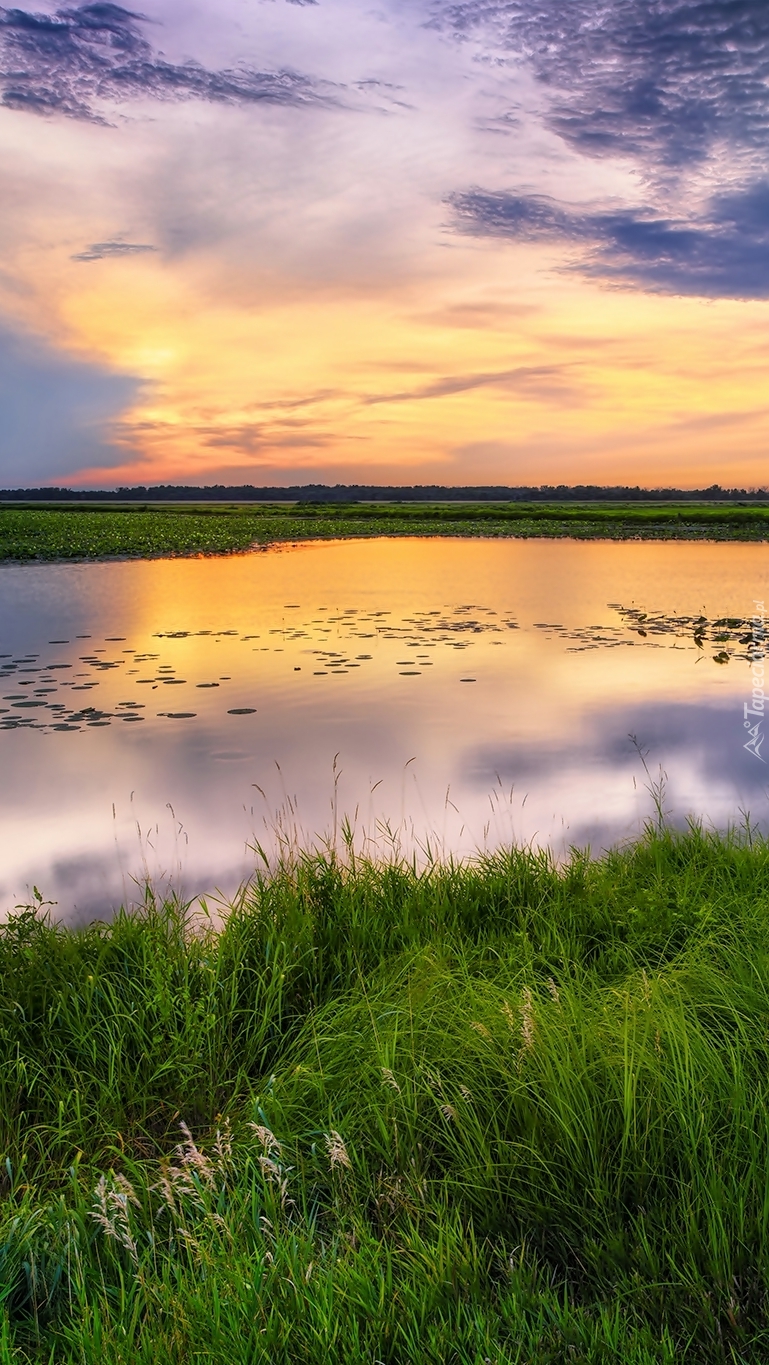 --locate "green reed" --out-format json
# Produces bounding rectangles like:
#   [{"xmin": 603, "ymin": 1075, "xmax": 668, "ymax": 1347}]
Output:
[{"xmin": 4, "ymin": 824, "xmax": 769, "ymax": 1360}]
